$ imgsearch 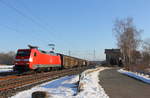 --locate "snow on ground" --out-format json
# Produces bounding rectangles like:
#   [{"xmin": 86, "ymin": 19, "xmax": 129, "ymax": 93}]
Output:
[
  {"xmin": 11, "ymin": 67, "xmax": 109, "ymax": 98},
  {"xmin": 118, "ymin": 69, "xmax": 150, "ymax": 84},
  {"xmin": 0, "ymin": 65, "xmax": 14, "ymax": 72},
  {"xmin": 76, "ymin": 67, "xmax": 109, "ymax": 98},
  {"xmin": 11, "ymin": 75, "xmax": 79, "ymax": 98}
]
